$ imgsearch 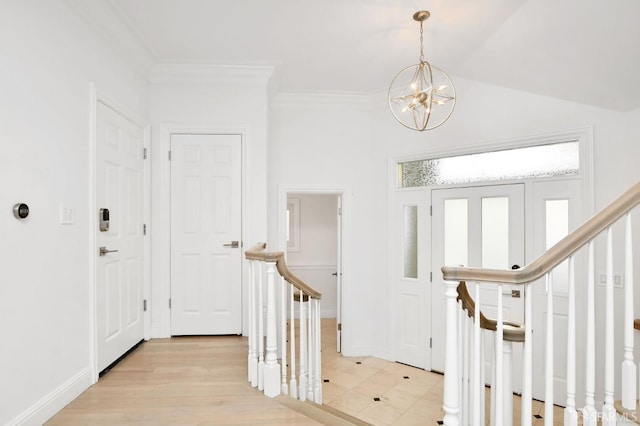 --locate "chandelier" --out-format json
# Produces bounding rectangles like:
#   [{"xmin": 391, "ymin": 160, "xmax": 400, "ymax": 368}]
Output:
[{"xmin": 388, "ymin": 11, "xmax": 456, "ymax": 131}]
